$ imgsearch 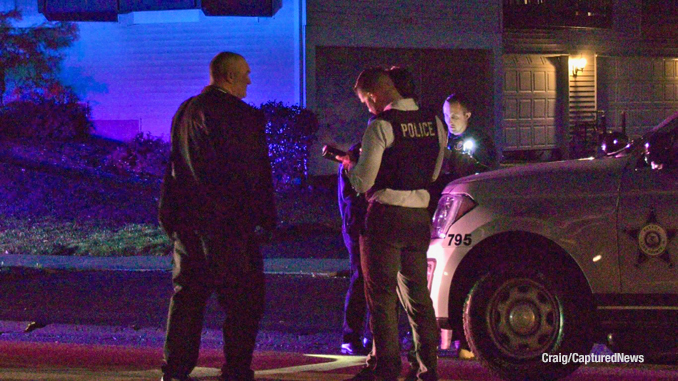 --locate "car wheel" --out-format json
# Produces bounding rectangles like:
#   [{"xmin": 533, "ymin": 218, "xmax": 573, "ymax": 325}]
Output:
[{"xmin": 463, "ymin": 266, "xmax": 593, "ymax": 381}]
